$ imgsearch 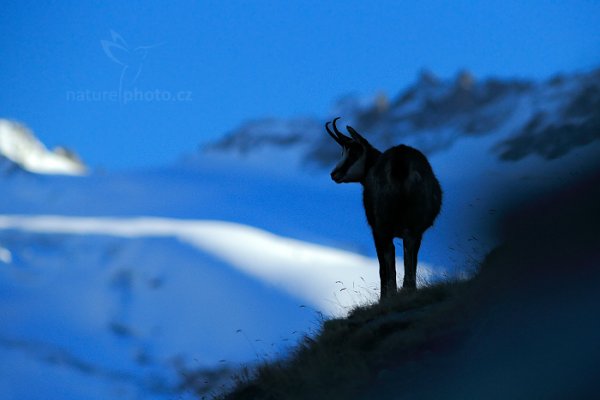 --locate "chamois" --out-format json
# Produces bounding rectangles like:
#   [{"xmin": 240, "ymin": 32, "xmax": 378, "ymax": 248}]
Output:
[{"xmin": 326, "ymin": 118, "xmax": 442, "ymax": 299}]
